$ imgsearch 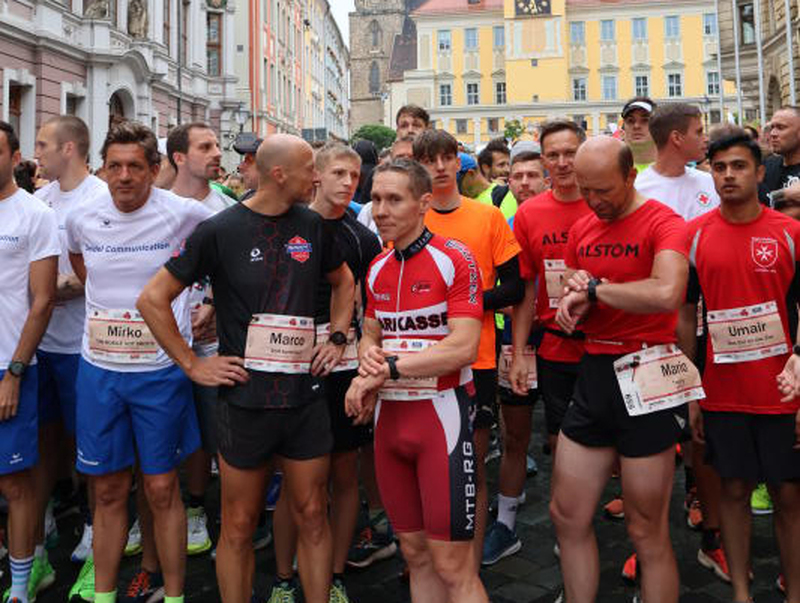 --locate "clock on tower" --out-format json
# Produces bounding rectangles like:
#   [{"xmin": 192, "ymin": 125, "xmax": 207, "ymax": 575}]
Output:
[{"xmin": 515, "ymin": 0, "xmax": 551, "ymax": 16}]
